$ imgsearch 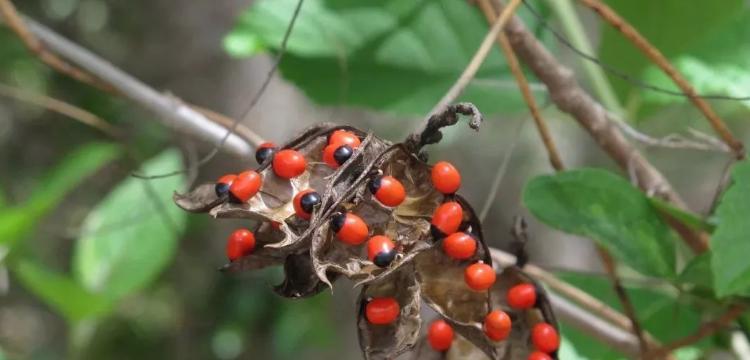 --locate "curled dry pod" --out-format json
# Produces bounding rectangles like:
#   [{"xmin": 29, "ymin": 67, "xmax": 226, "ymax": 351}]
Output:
[{"xmin": 357, "ymin": 265, "xmax": 421, "ymax": 360}]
